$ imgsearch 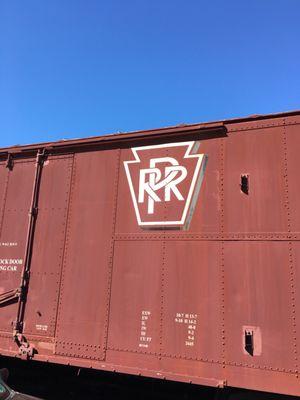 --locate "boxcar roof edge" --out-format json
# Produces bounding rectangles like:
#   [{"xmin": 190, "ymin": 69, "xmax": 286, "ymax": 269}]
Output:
[{"xmin": 0, "ymin": 109, "xmax": 299, "ymax": 156}]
